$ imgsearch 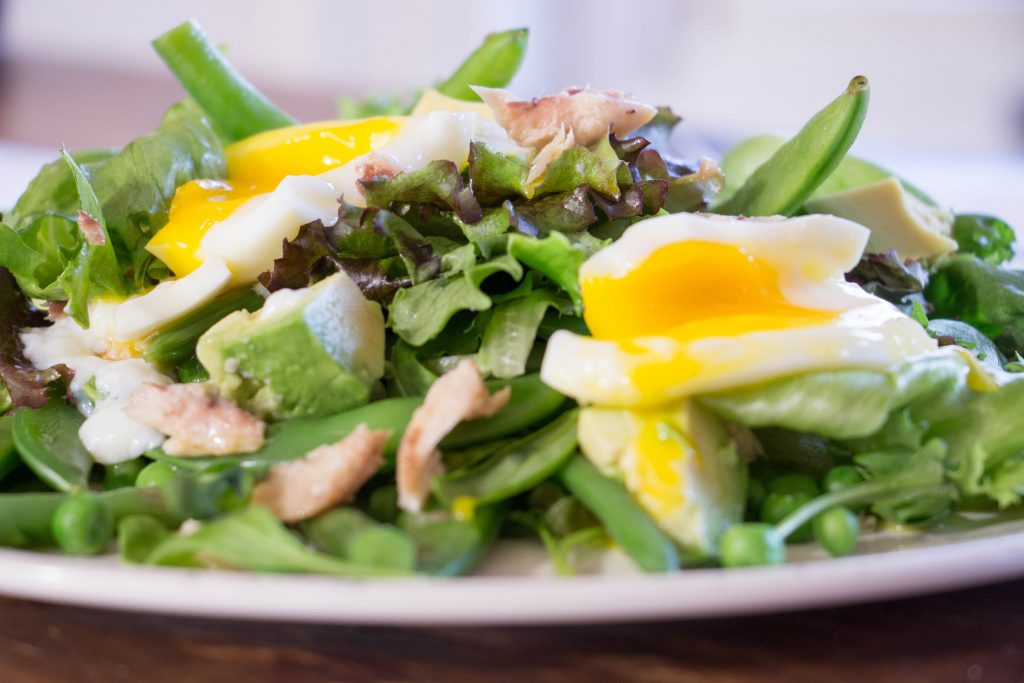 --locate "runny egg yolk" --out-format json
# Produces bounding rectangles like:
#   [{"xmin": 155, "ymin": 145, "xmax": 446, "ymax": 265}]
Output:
[
  {"xmin": 580, "ymin": 240, "xmax": 838, "ymax": 396},
  {"xmin": 146, "ymin": 117, "xmax": 404, "ymax": 277},
  {"xmin": 224, "ymin": 117, "xmax": 403, "ymax": 186},
  {"xmin": 146, "ymin": 180, "xmax": 265, "ymax": 277},
  {"xmin": 634, "ymin": 416, "xmax": 686, "ymax": 518}
]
